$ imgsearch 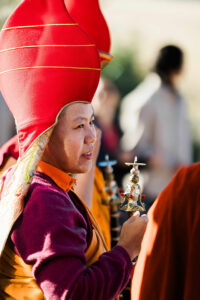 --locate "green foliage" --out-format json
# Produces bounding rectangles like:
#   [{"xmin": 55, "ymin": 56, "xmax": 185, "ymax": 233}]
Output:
[
  {"xmin": 0, "ymin": 0, "xmax": 20, "ymax": 28},
  {"xmin": 102, "ymin": 47, "xmax": 144, "ymax": 98}
]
